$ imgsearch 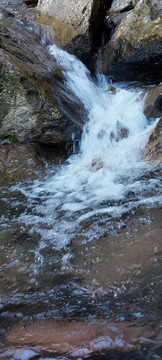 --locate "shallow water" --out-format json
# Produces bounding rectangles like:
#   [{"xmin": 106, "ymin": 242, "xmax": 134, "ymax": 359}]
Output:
[{"xmin": 0, "ymin": 44, "xmax": 162, "ymax": 359}]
